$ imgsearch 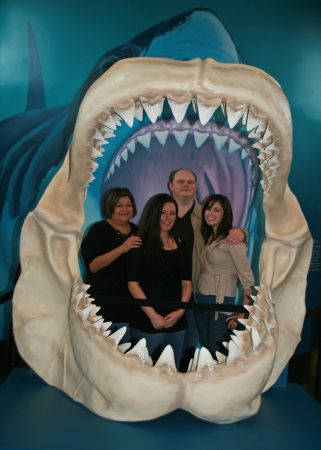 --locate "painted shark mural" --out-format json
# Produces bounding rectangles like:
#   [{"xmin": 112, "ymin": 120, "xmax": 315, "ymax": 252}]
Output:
[{"xmin": 5, "ymin": 8, "xmax": 313, "ymax": 422}]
